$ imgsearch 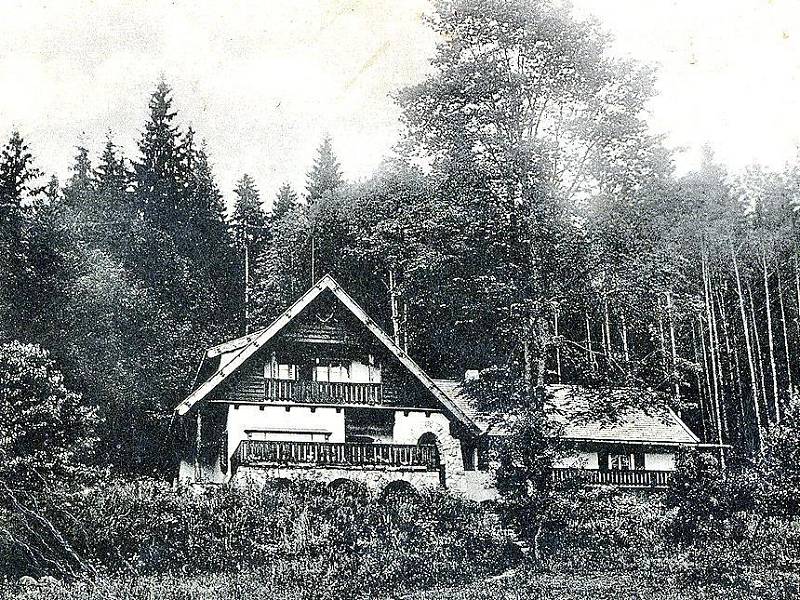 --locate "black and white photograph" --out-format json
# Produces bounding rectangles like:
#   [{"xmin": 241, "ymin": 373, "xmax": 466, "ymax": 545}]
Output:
[{"xmin": 0, "ymin": 1, "xmax": 799, "ymax": 598}]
